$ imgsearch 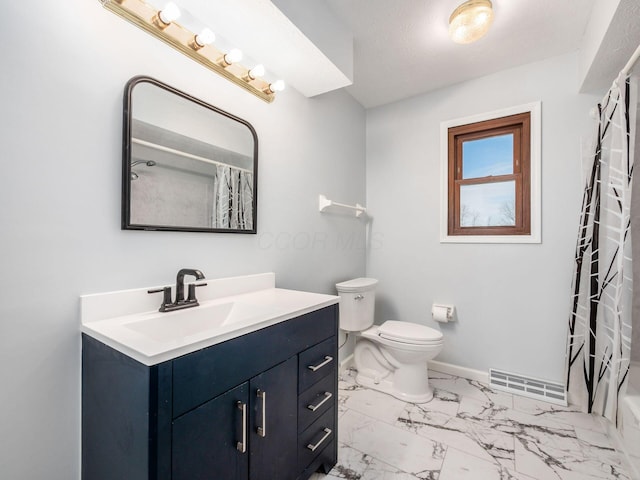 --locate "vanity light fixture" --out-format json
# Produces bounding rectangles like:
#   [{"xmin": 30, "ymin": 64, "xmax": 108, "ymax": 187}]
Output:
[
  {"xmin": 449, "ymin": 0, "xmax": 494, "ymax": 44},
  {"xmin": 247, "ymin": 64, "xmax": 265, "ymax": 80},
  {"xmin": 100, "ymin": 0, "xmax": 284, "ymax": 103},
  {"xmin": 193, "ymin": 27, "xmax": 215, "ymax": 49},
  {"xmin": 222, "ymin": 48, "xmax": 243, "ymax": 66},
  {"xmin": 267, "ymin": 80, "xmax": 286, "ymax": 94},
  {"xmin": 157, "ymin": 2, "xmax": 180, "ymax": 26}
]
